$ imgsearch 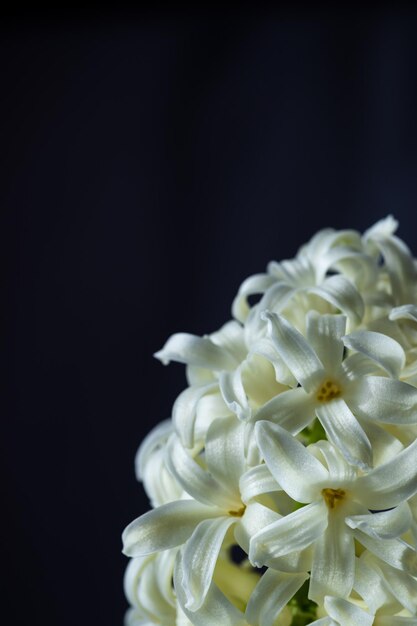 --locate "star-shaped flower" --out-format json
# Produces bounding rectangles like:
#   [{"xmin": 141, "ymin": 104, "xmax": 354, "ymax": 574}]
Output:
[
  {"xmin": 250, "ymin": 422, "xmax": 417, "ymax": 603},
  {"xmin": 255, "ymin": 310, "xmax": 417, "ymax": 468}
]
